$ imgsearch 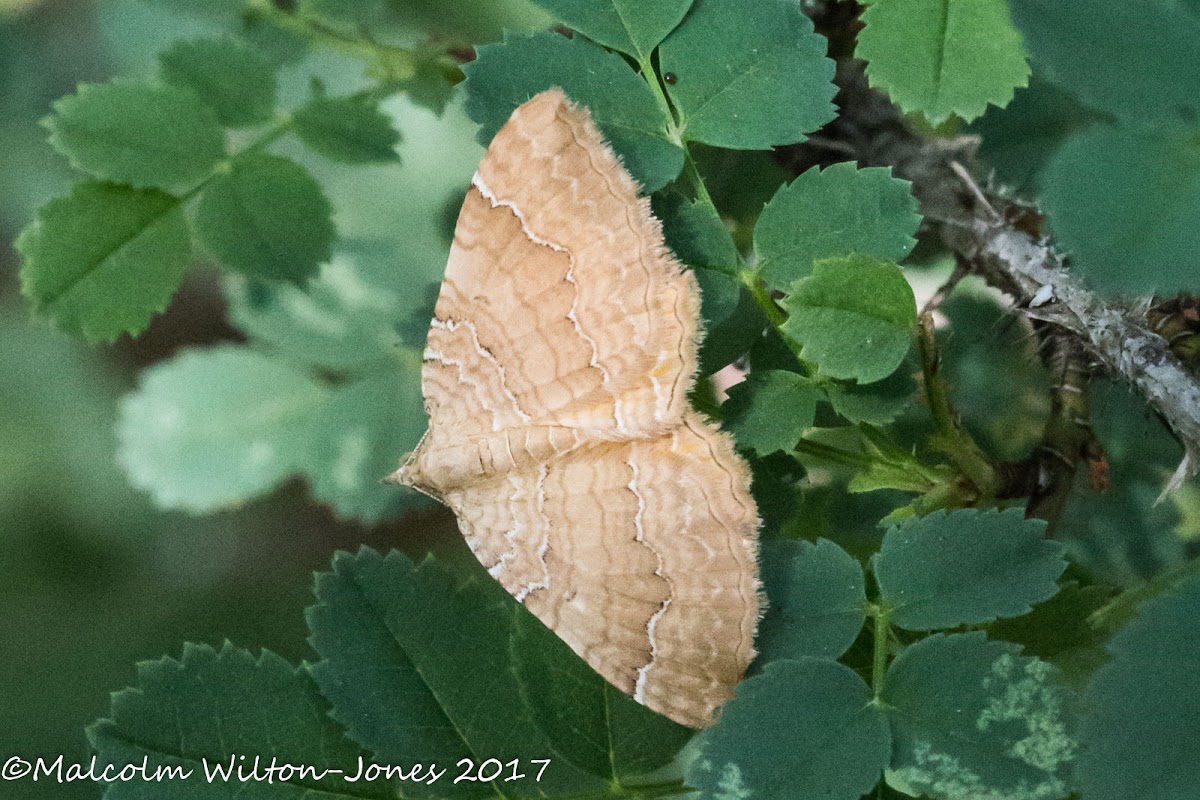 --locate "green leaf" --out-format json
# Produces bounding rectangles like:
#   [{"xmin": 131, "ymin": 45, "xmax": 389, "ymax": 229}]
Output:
[
  {"xmin": 293, "ymin": 96, "xmax": 401, "ymax": 164},
  {"xmin": 874, "ymin": 508, "xmax": 1067, "ymax": 631},
  {"xmin": 1009, "ymin": 0, "xmax": 1200, "ymax": 130},
  {"xmin": 307, "ymin": 549, "xmax": 608, "ymax": 797},
  {"xmin": 225, "ymin": 247, "xmax": 408, "ymax": 371},
  {"xmin": 463, "ymin": 31, "xmax": 683, "ymax": 192},
  {"xmin": 756, "ymin": 539, "xmax": 866, "ymax": 663},
  {"xmin": 1041, "ymin": 125, "xmax": 1200, "ymax": 294},
  {"xmin": 687, "ymin": 659, "xmax": 891, "ymax": 800},
  {"xmin": 17, "ymin": 182, "xmax": 191, "ymax": 341},
  {"xmin": 1076, "ymin": 575, "xmax": 1200, "ymax": 800},
  {"xmin": 45, "ymin": 80, "xmax": 226, "ymax": 189},
  {"xmin": 988, "ymin": 582, "xmax": 1112, "ymax": 680},
  {"xmin": 970, "ymin": 76, "xmax": 1108, "ymax": 192},
  {"xmin": 531, "ymin": 0, "xmax": 692, "ymax": 58},
  {"xmin": 754, "ymin": 162, "xmax": 921, "ymax": 291},
  {"xmin": 158, "ymin": 37, "xmax": 277, "ymax": 127},
  {"xmin": 116, "ymin": 346, "xmax": 325, "ymax": 512},
  {"xmin": 882, "ymin": 633, "xmax": 1078, "ymax": 800},
  {"xmin": 858, "ymin": 0, "xmax": 1030, "ymax": 124},
  {"xmin": 301, "ymin": 372, "xmax": 428, "ymax": 522},
  {"xmin": 298, "ymin": 0, "xmax": 386, "ymax": 24},
  {"xmin": 693, "ymin": 268, "xmax": 763, "ymax": 374},
  {"xmin": 821, "ymin": 366, "xmax": 917, "ymax": 426},
  {"xmin": 195, "ymin": 154, "xmax": 335, "ymax": 282},
  {"xmin": 723, "ymin": 370, "xmax": 818, "ymax": 455},
  {"xmin": 654, "ymin": 190, "xmax": 738, "ymax": 271},
  {"xmin": 659, "ymin": 0, "xmax": 837, "ymax": 148},
  {"xmin": 511, "ymin": 610, "xmax": 692, "ymax": 783},
  {"xmin": 88, "ymin": 643, "xmax": 393, "ymax": 799},
  {"xmin": 780, "ymin": 254, "xmax": 917, "ymax": 384}
]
